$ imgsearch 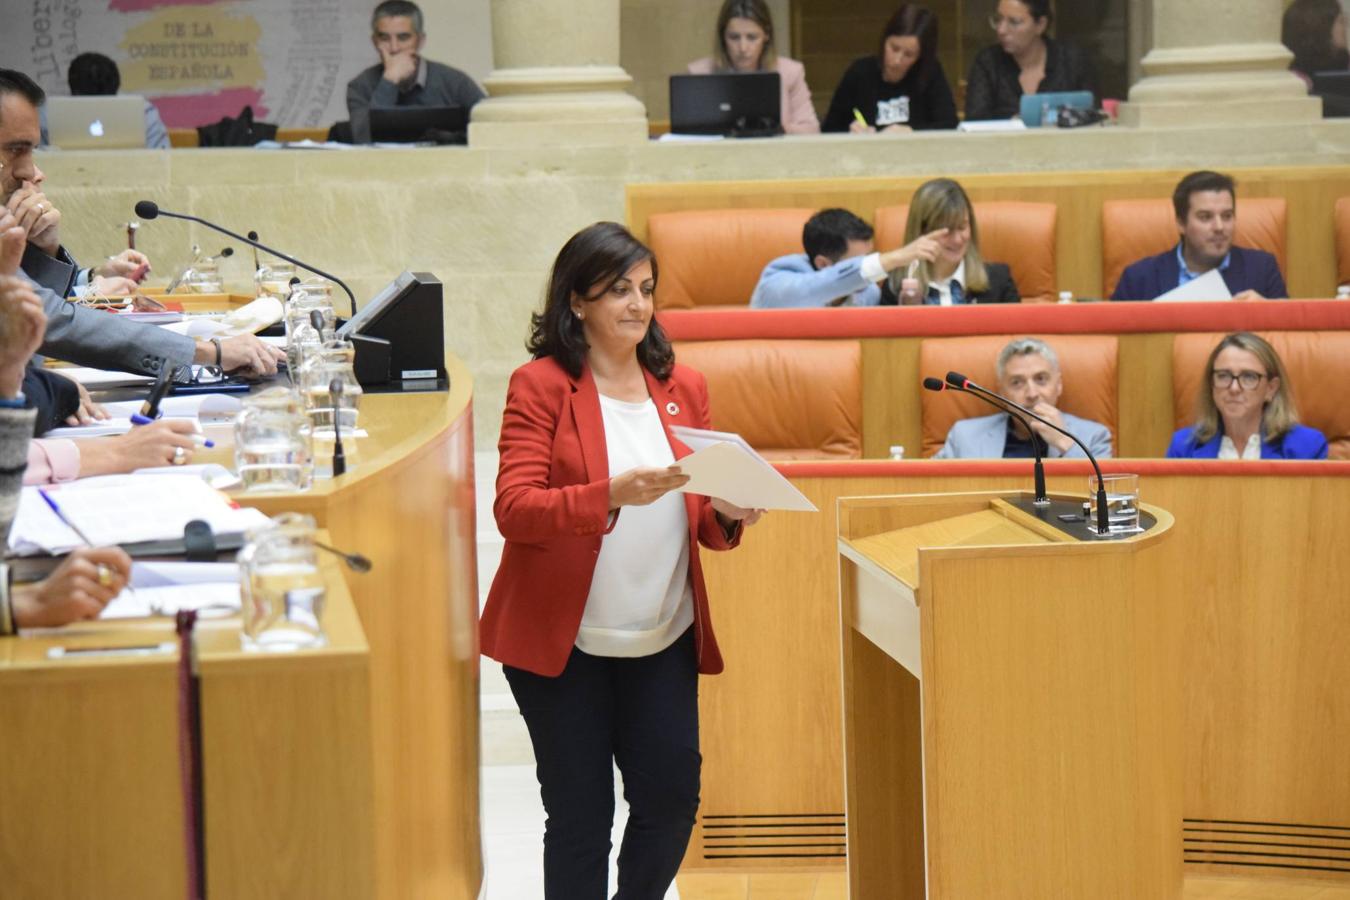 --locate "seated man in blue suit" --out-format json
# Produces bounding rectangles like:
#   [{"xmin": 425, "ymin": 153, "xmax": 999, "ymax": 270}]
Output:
[
  {"xmin": 1111, "ymin": 170, "xmax": 1287, "ymax": 301},
  {"xmin": 935, "ymin": 337, "xmax": 1113, "ymax": 459},
  {"xmin": 750, "ymin": 208, "xmax": 943, "ymax": 308}
]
